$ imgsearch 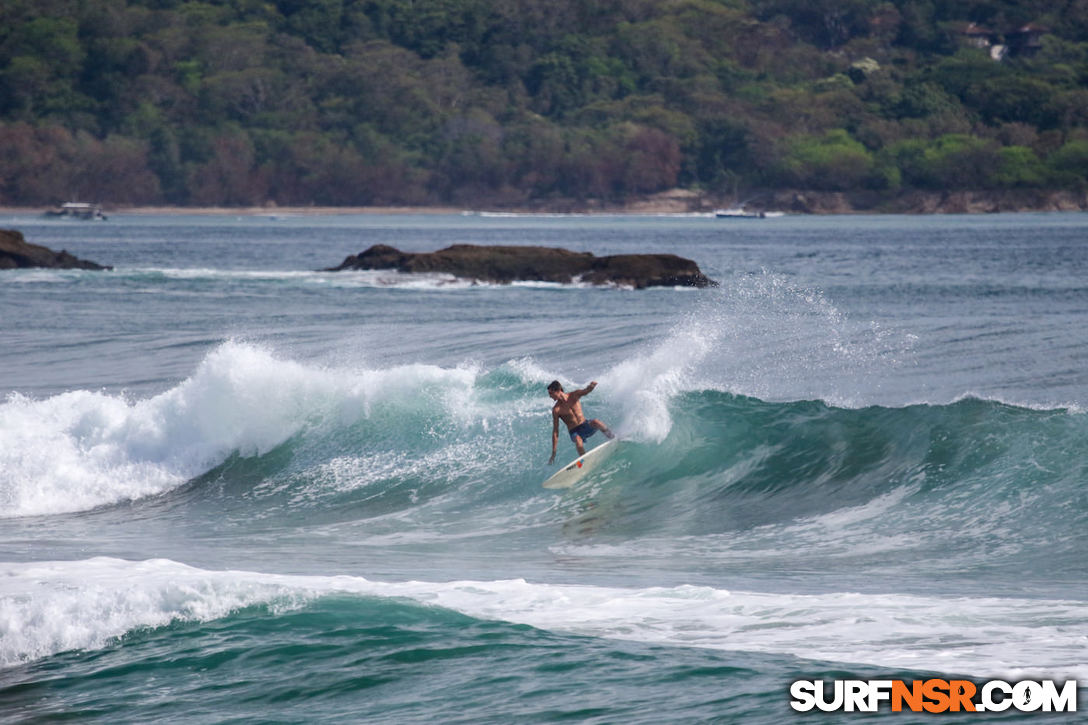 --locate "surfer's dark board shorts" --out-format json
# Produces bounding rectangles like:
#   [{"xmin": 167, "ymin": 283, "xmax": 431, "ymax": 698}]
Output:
[{"xmin": 569, "ymin": 420, "xmax": 597, "ymax": 442}]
